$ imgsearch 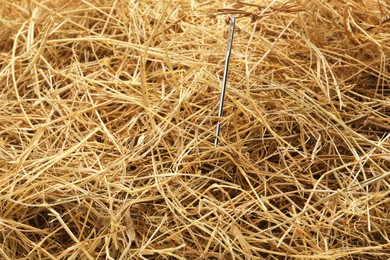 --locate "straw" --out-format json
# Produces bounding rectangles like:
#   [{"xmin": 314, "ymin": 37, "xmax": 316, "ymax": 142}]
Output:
[{"xmin": 0, "ymin": 0, "xmax": 389, "ymax": 259}]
